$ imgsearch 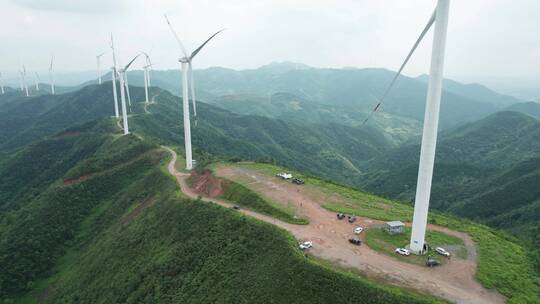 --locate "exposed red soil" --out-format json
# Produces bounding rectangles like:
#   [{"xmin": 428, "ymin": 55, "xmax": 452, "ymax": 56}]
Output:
[
  {"xmin": 63, "ymin": 174, "xmax": 91, "ymax": 186},
  {"xmin": 189, "ymin": 169, "xmax": 224, "ymax": 198}
]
